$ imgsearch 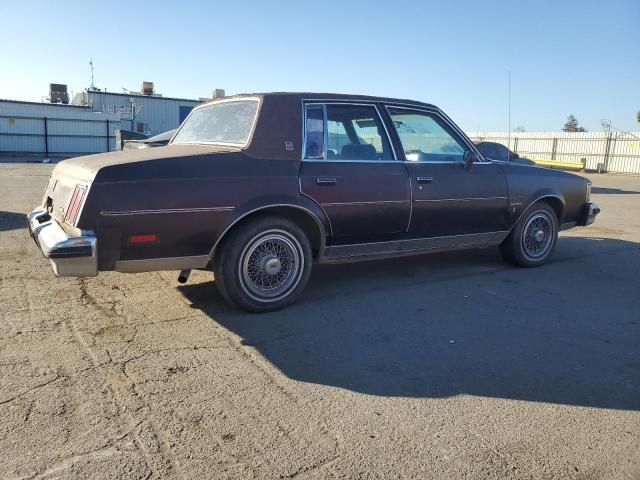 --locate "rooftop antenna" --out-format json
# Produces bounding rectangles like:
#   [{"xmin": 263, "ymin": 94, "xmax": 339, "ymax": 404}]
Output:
[
  {"xmin": 507, "ymin": 70, "xmax": 511, "ymax": 162},
  {"xmin": 89, "ymin": 58, "xmax": 96, "ymax": 90}
]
